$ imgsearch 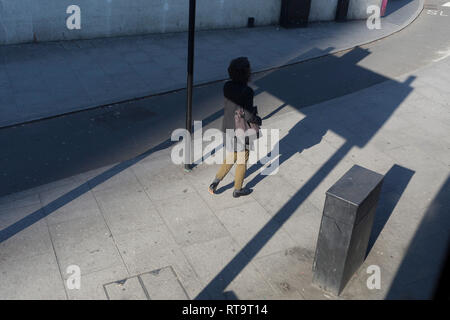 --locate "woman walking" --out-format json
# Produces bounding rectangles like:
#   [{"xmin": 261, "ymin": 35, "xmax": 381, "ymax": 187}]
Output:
[{"xmin": 208, "ymin": 57, "xmax": 261, "ymax": 198}]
